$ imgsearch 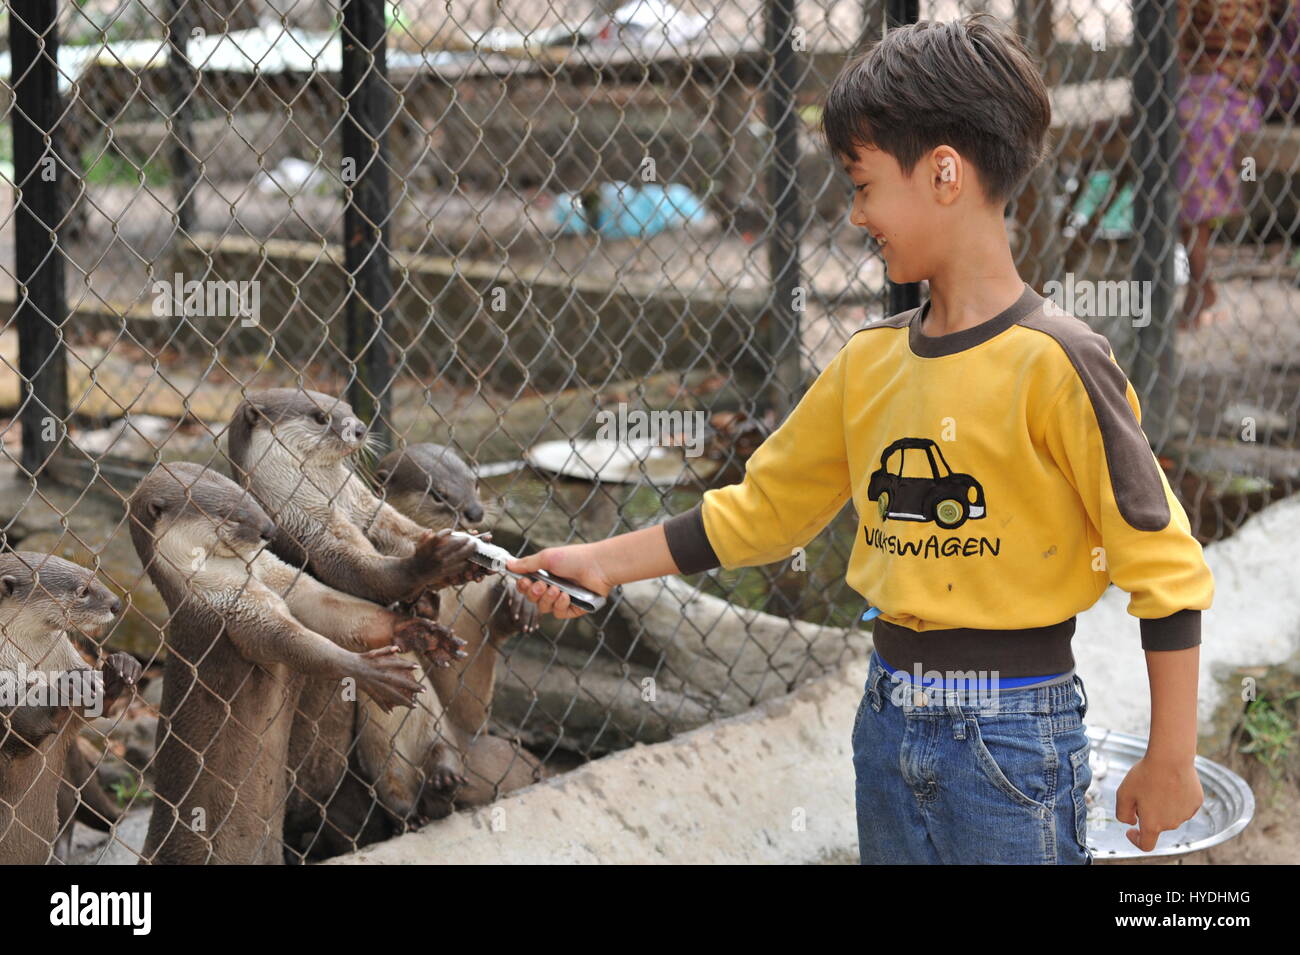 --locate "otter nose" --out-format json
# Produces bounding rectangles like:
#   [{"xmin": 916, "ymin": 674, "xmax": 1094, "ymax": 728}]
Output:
[
  {"xmin": 340, "ymin": 417, "xmax": 367, "ymax": 444},
  {"xmin": 109, "ymin": 596, "xmax": 122, "ymax": 616},
  {"xmin": 464, "ymin": 504, "xmax": 484, "ymax": 523},
  {"xmin": 260, "ymin": 520, "xmax": 277, "ymax": 541}
]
